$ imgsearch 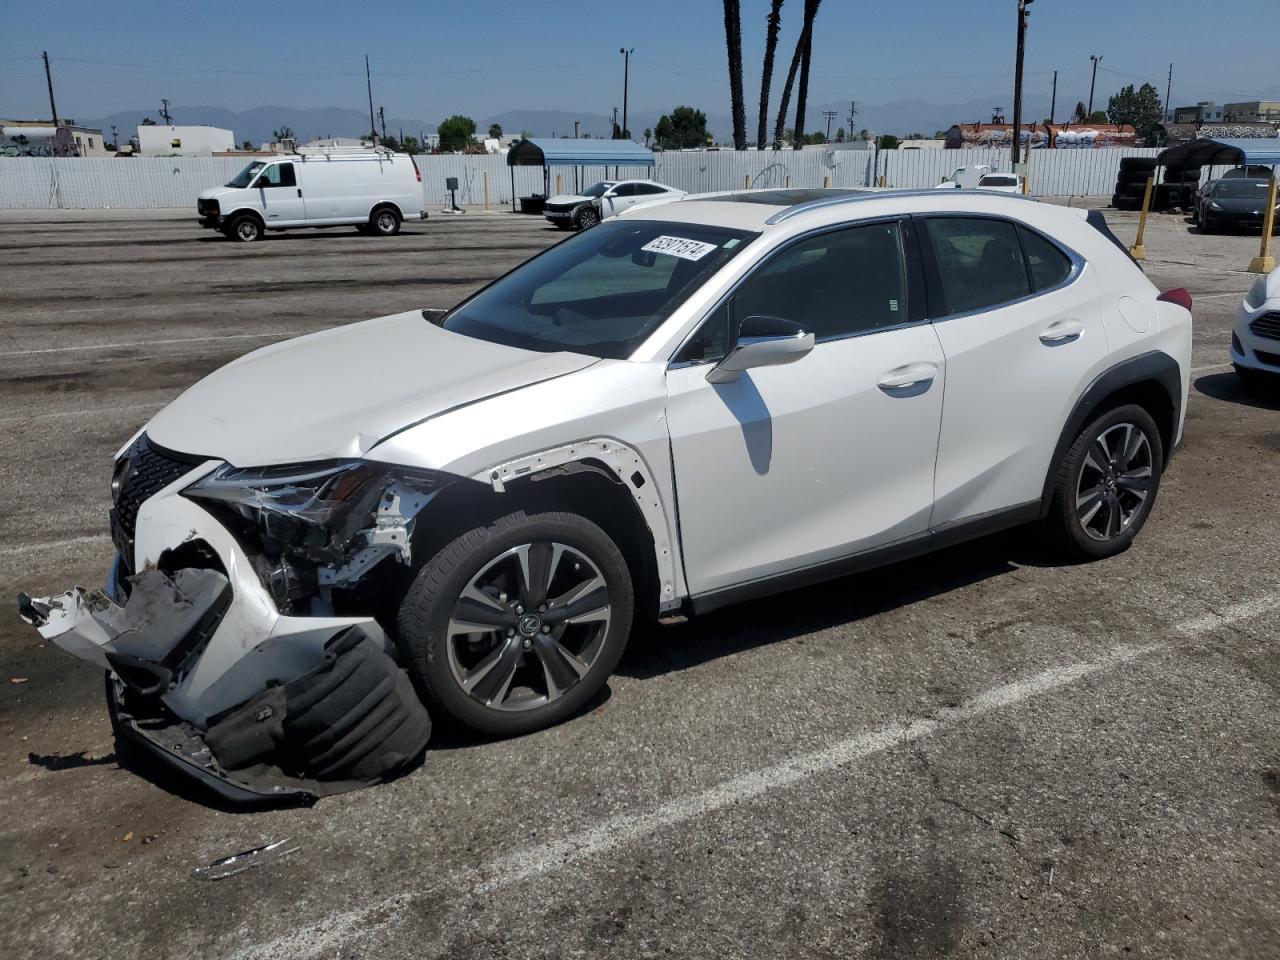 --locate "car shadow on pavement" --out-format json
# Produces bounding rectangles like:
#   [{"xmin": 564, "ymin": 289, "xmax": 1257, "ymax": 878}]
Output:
[
  {"xmin": 1195, "ymin": 371, "xmax": 1280, "ymax": 411},
  {"xmin": 618, "ymin": 533, "xmax": 1031, "ymax": 681}
]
